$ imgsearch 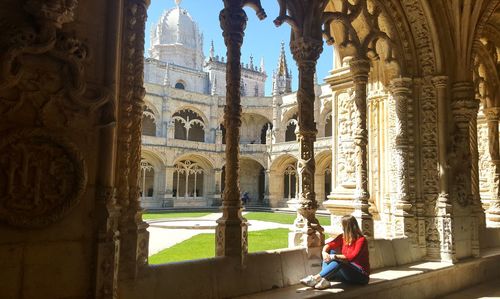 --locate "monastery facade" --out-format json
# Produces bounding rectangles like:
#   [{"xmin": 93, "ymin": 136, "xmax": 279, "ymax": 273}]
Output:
[{"xmin": 140, "ymin": 3, "xmax": 334, "ymax": 210}]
